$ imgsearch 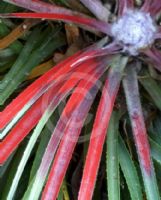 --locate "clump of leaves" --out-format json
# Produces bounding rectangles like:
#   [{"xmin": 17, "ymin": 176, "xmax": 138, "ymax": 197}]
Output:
[{"xmin": 0, "ymin": 0, "xmax": 161, "ymax": 200}]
